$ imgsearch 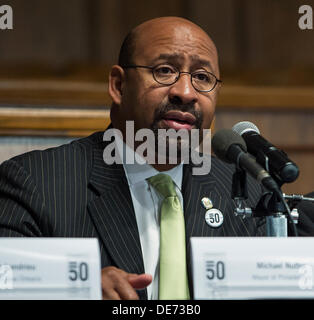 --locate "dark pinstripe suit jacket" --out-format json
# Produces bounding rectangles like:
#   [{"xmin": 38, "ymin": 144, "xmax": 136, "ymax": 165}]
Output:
[{"xmin": 0, "ymin": 130, "xmax": 313, "ymax": 299}]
